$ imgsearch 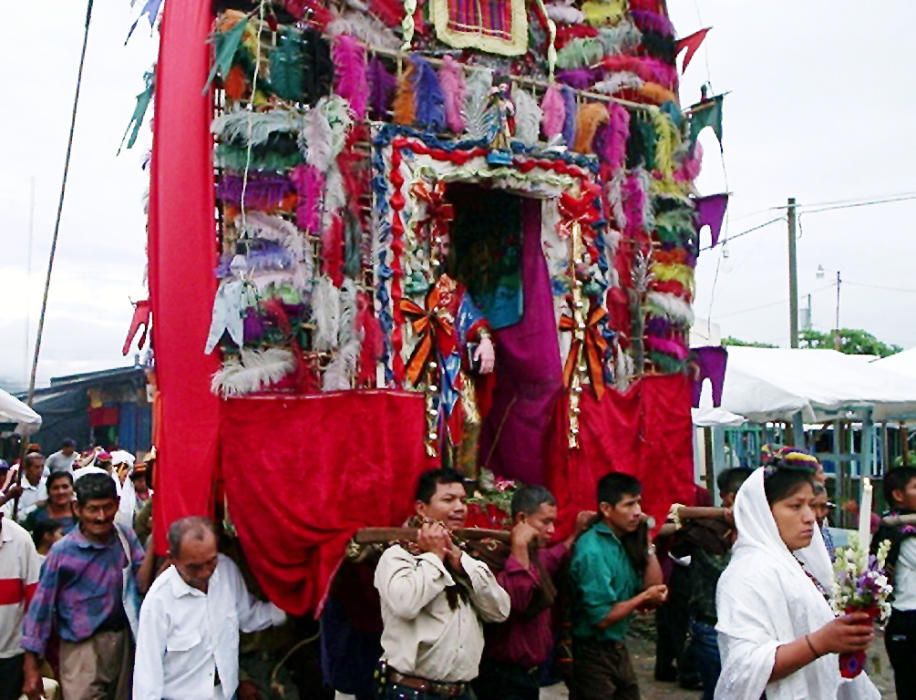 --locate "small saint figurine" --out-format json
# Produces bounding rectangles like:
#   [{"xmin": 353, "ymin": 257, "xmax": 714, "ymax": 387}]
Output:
[{"xmin": 485, "ymin": 75, "xmax": 516, "ymax": 165}]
